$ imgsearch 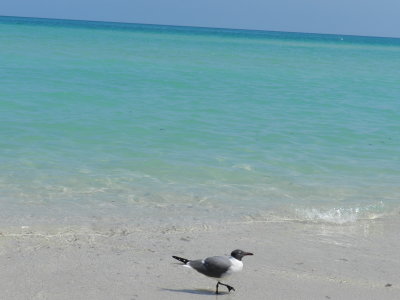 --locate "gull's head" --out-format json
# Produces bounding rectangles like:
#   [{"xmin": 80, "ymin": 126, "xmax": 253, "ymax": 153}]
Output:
[{"xmin": 231, "ymin": 249, "xmax": 254, "ymax": 261}]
